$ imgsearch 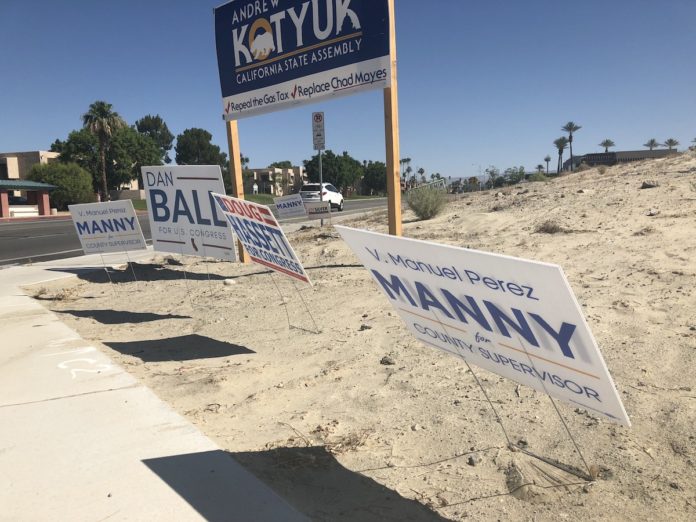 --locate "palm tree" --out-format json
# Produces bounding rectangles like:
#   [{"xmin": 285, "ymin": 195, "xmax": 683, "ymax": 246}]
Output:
[
  {"xmin": 562, "ymin": 121, "xmax": 582, "ymax": 171},
  {"xmin": 599, "ymin": 139, "xmax": 615, "ymax": 153},
  {"xmin": 536, "ymin": 164, "xmax": 544, "ymax": 174},
  {"xmin": 544, "ymin": 155, "xmax": 551, "ymax": 175},
  {"xmin": 664, "ymin": 138, "xmax": 679, "ymax": 150},
  {"xmin": 554, "ymin": 137, "xmax": 569, "ymax": 173},
  {"xmin": 82, "ymin": 101, "xmax": 126, "ymax": 200},
  {"xmin": 643, "ymin": 139, "xmax": 660, "ymax": 151}
]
